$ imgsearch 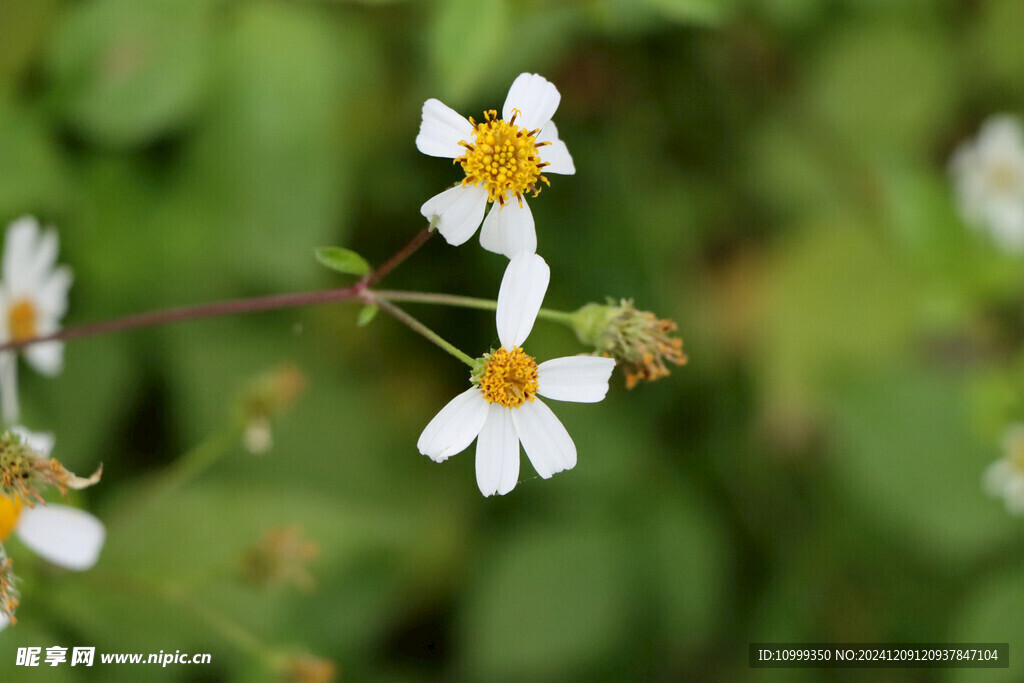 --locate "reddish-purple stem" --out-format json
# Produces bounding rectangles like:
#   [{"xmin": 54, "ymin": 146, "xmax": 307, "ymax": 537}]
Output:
[
  {"xmin": 0, "ymin": 285, "xmax": 368, "ymax": 353},
  {"xmin": 364, "ymin": 225, "xmax": 434, "ymax": 287},
  {"xmin": 0, "ymin": 225, "xmax": 438, "ymax": 353}
]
